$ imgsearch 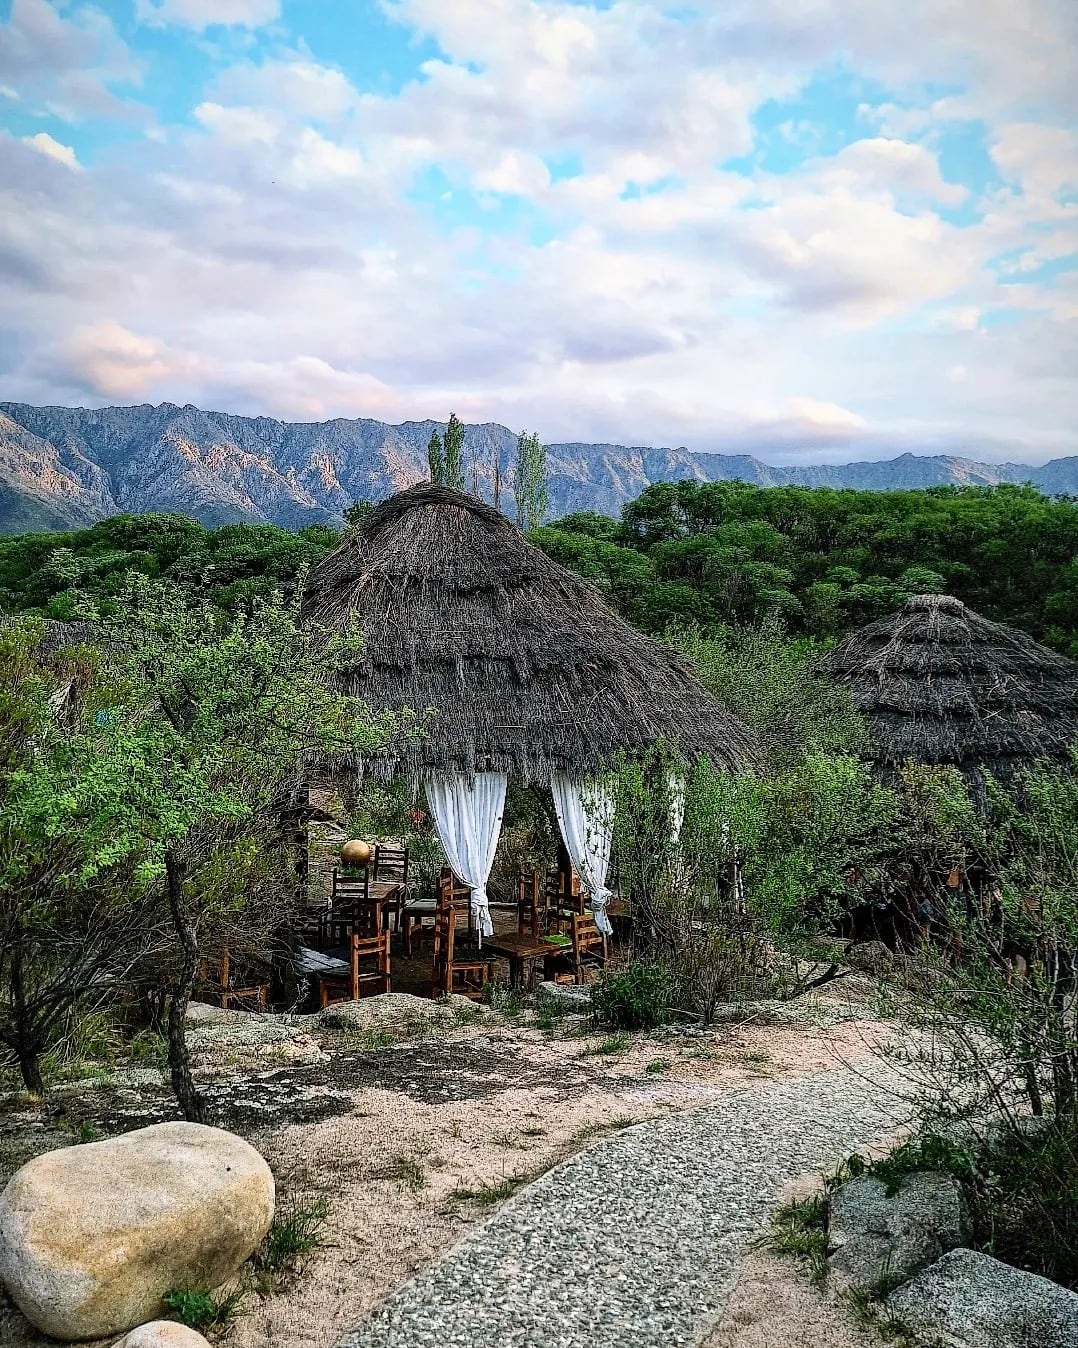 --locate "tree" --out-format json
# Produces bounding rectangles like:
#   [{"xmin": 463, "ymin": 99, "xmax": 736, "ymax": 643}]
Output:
[
  {"xmin": 515, "ymin": 430, "xmax": 549, "ymax": 531},
  {"xmin": 0, "ymin": 619, "xmax": 168, "ymax": 1093},
  {"xmin": 100, "ymin": 578, "xmax": 389, "ymax": 1121},
  {"xmin": 443, "ymin": 413, "xmax": 466, "ymax": 492},
  {"xmin": 427, "ymin": 430, "xmax": 445, "ymax": 486}
]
